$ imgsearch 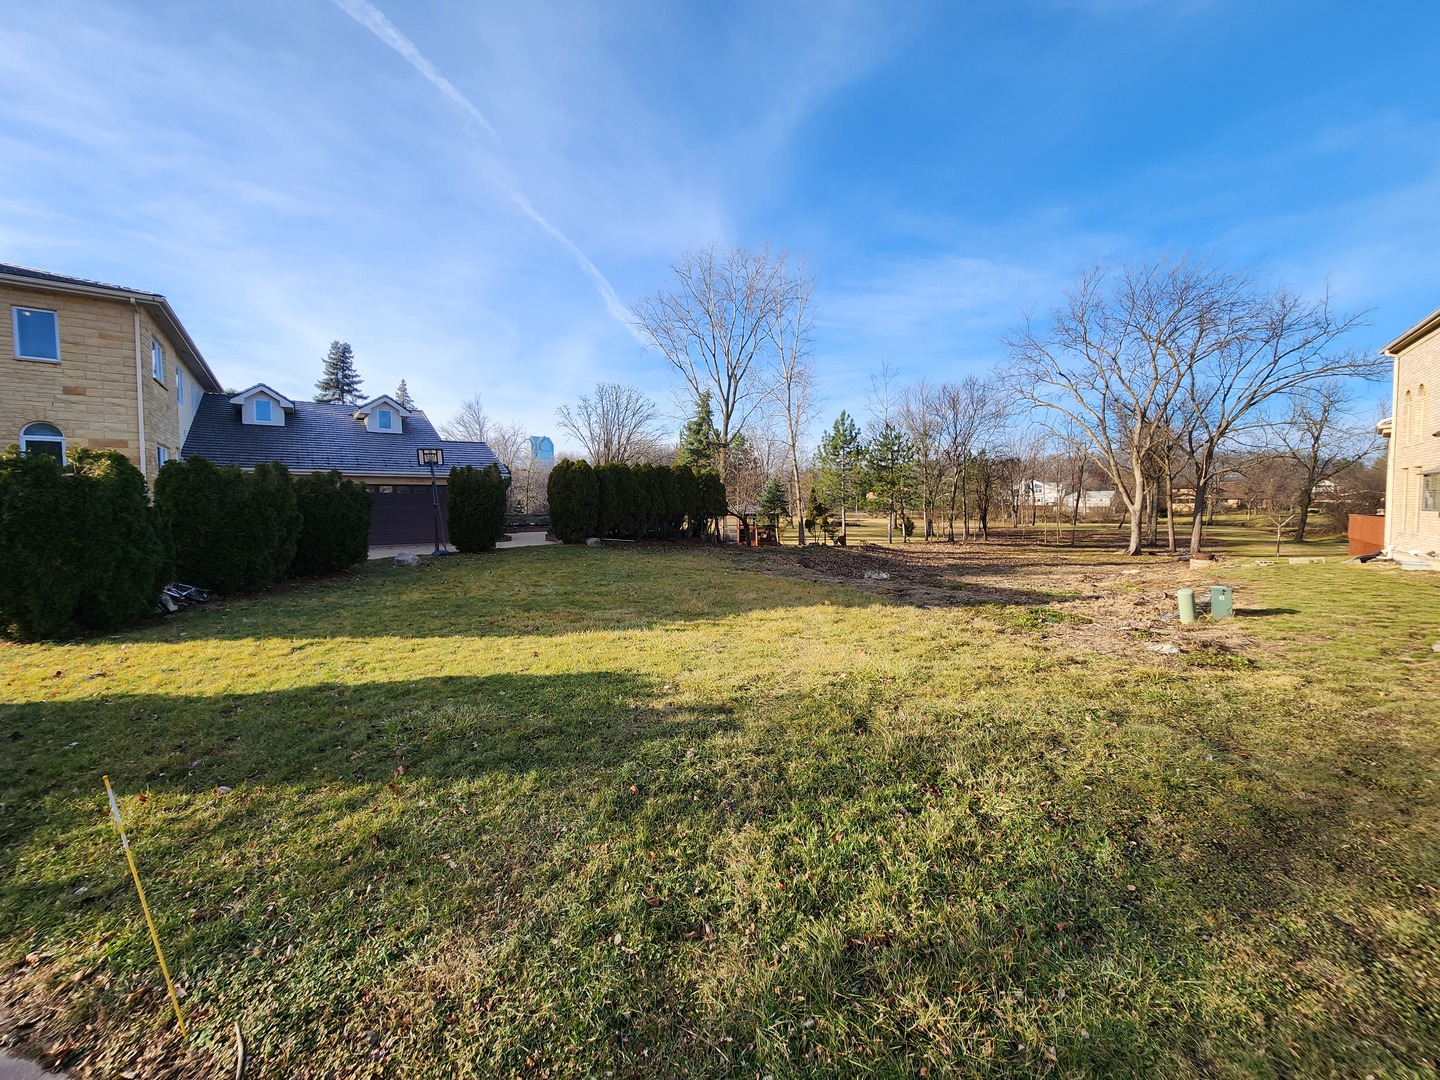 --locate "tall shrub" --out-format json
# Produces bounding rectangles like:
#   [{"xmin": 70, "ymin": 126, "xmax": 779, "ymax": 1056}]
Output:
[
  {"xmin": 699, "ymin": 469, "xmax": 728, "ymax": 539},
  {"xmin": 547, "ymin": 459, "xmax": 598, "ymax": 543},
  {"xmin": 72, "ymin": 450, "xmax": 168, "ymax": 629},
  {"xmin": 246, "ymin": 461, "xmax": 301, "ymax": 586},
  {"xmin": 594, "ymin": 464, "xmax": 620, "ymax": 538},
  {"xmin": 0, "ymin": 448, "xmax": 165, "ymax": 641},
  {"xmin": 155, "ymin": 457, "xmax": 300, "ymax": 593},
  {"xmin": 448, "ymin": 464, "xmax": 508, "ymax": 552},
  {"xmin": 672, "ymin": 465, "xmax": 700, "ymax": 536},
  {"xmin": 293, "ymin": 470, "xmax": 372, "ymax": 575}
]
